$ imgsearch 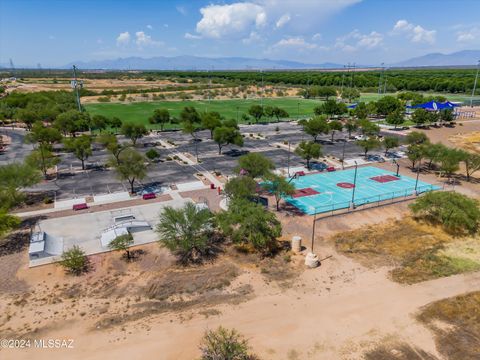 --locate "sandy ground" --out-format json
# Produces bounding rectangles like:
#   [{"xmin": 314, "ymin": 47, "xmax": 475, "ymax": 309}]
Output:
[{"xmin": 2, "ymin": 199, "xmax": 480, "ymax": 360}]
